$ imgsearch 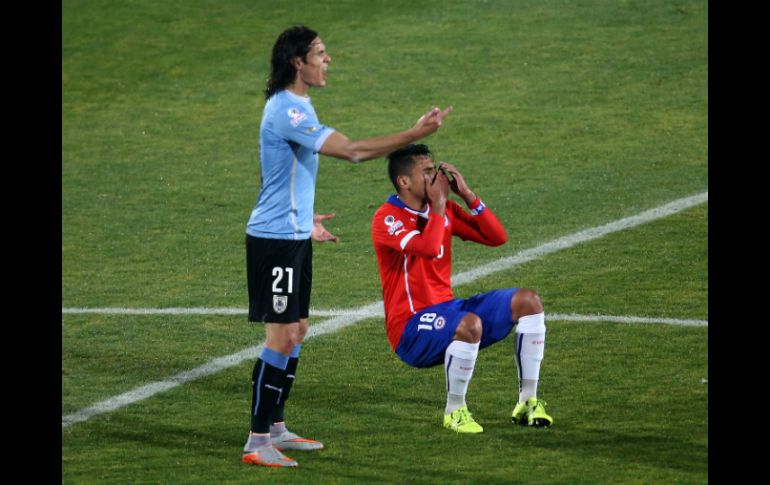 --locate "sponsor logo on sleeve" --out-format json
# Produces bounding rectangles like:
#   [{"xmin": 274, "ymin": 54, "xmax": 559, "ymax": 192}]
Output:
[
  {"xmin": 387, "ymin": 220, "xmax": 404, "ymax": 235},
  {"xmin": 287, "ymin": 108, "xmax": 308, "ymax": 127}
]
